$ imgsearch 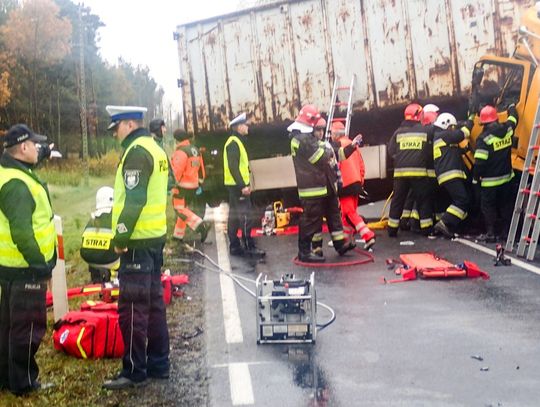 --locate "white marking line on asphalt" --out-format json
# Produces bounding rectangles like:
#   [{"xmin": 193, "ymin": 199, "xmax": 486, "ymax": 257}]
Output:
[
  {"xmin": 212, "ymin": 361, "xmax": 276, "ymax": 368},
  {"xmin": 228, "ymin": 363, "xmax": 255, "ymax": 405},
  {"xmin": 214, "ymin": 205, "xmax": 244, "ymax": 343},
  {"xmin": 455, "ymin": 238, "xmax": 540, "ymax": 276}
]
